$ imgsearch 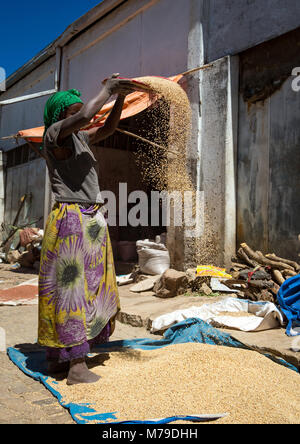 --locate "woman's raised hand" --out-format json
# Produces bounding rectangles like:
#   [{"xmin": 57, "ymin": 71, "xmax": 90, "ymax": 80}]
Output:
[{"xmin": 102, "ymin": 73, "xmax": 152, "ymax": 96}]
